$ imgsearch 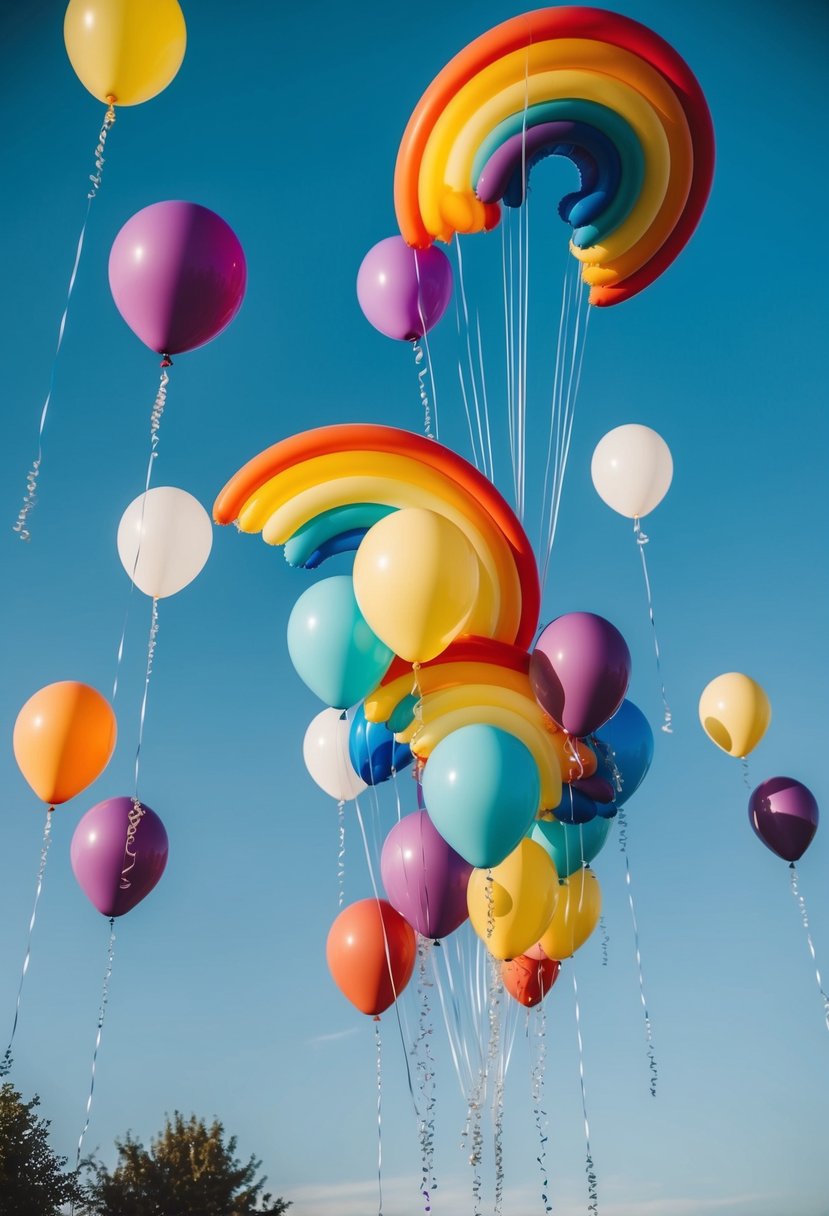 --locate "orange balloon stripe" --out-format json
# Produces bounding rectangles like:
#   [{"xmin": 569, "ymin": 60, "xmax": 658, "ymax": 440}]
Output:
[{"xmin": 380, "ymin": 637, "xmax": 530, "ymax": 686}]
